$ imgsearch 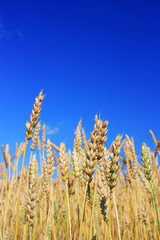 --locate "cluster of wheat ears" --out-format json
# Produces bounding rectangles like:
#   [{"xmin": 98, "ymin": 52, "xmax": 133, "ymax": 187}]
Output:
[{"xmin": 0, "ymin": 91, "xmax": 160, "ymax": 240}]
